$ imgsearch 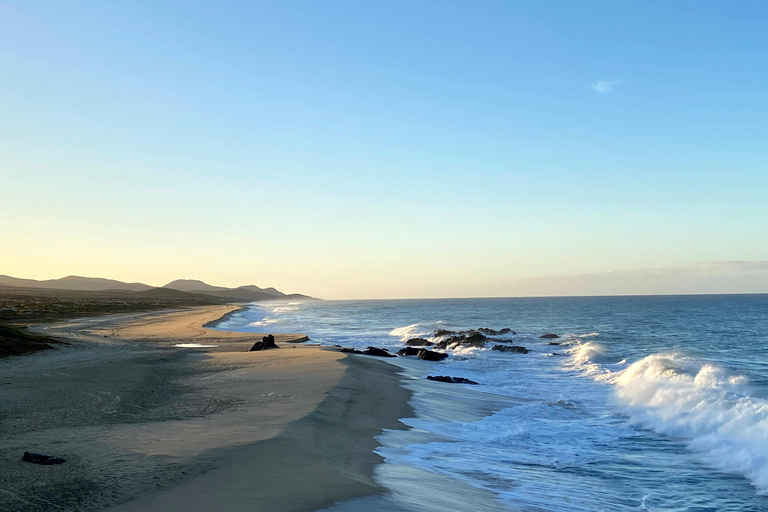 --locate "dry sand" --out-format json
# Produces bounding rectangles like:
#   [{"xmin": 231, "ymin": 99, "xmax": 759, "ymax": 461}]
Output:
[{"xmin": 0, "ymin": 306, "xmax": 411, "ymax": 511}]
